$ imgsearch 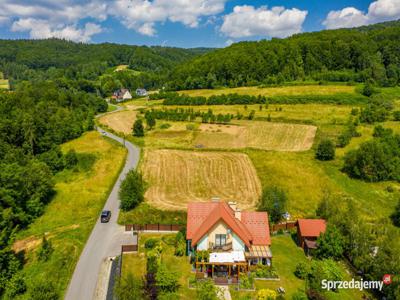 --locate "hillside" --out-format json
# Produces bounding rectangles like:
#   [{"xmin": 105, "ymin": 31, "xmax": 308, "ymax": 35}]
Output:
[{"xmin": 167, "ymin": 20, "xmax": 400, "ymax": 90}]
